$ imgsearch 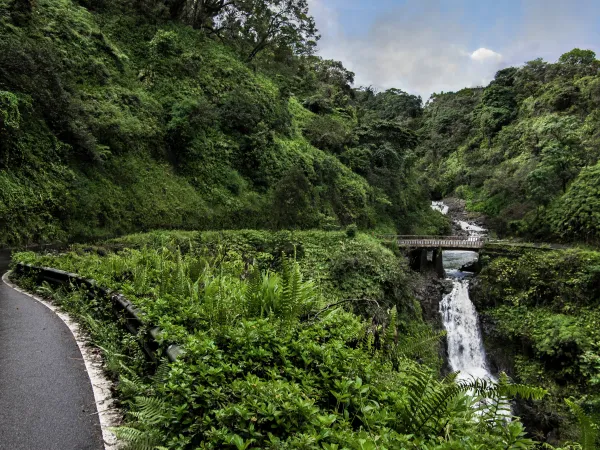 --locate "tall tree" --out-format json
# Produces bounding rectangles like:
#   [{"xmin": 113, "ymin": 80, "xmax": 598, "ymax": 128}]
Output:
[
  {"xmin": 161, "ymin": 1, "xmax": 319, "ymax": 61},
  {"xmin": 220, "ymin": 0, "xmax": 319, "ymax": 61},
  {"xmin": 166, "ymin": 0, "xmax": 226, "ymax": 29}
]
